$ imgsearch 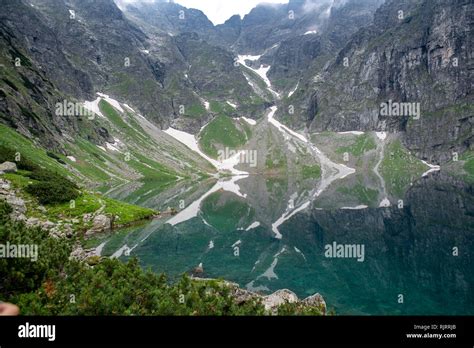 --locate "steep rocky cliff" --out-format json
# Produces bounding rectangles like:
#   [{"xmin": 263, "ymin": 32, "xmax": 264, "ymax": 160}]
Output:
[
  {"xmin": 282, "ymin": 0, "xmax": 472, "ymax": 163},
  {"xmin": 1, "ymin": 0, "xmax": 266, "ymax": 146},
  {"xmin": 1, "ymin": 0, "xmax": 471, "ymax": 165},
  {"xmin": 267, "ymin": 0, "xmax": 384, "ymax": 91}
]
